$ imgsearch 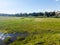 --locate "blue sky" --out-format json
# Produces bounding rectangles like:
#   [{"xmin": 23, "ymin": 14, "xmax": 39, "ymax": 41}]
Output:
[{"xmin": 0, "ymin": 0, "xmax": 60, "ymax": 14}]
